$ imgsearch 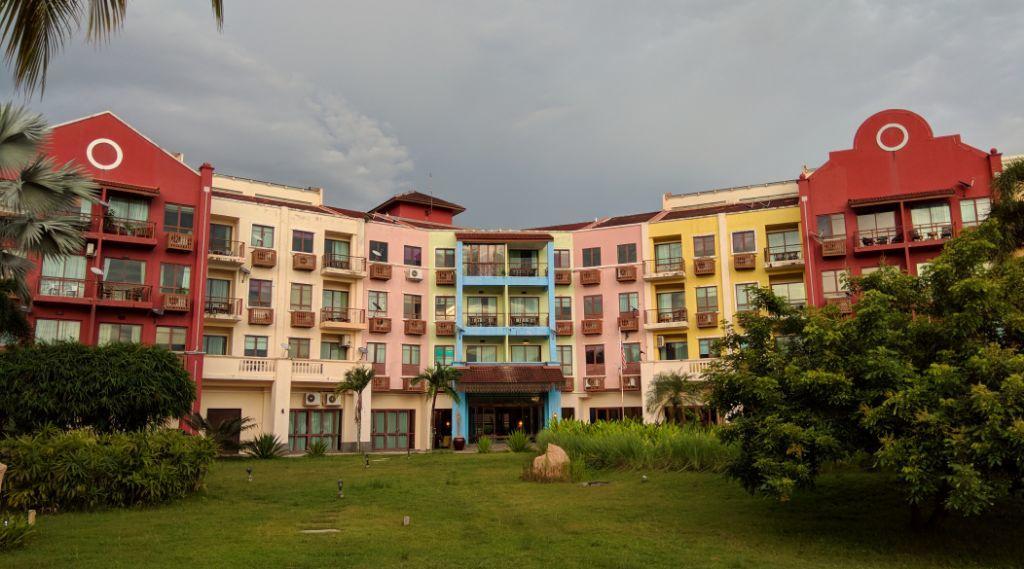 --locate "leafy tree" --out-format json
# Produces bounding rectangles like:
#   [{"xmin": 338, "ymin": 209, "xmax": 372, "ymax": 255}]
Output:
[
  {"xmin": 0, "ymin": 0, "xmax": 224, "ymax": 94},
  {"xmin": 0, "ymin": 341, "xmax": 195, "ymax": 434},
  {"xmin": 645, "ymin": 370, "xmax": 709, "ymax": 424},
  {"xmin": 411, "ymin": 363, "xmax": 461, "ymax": 450},
  {"xmin": 335, "ymin": 366, "xmax": 374, "ymax": 453},
  {"xmin": 708, "ymin": 159, "xmax": 1024, "ymax": 526}
]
